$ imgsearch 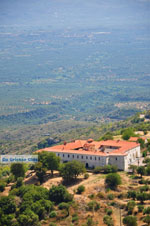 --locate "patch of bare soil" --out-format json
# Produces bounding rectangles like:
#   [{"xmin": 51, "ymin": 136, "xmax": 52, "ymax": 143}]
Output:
[{"xmin": 0, "ymin": 183, "xmax": 12, "ymax": 196}]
